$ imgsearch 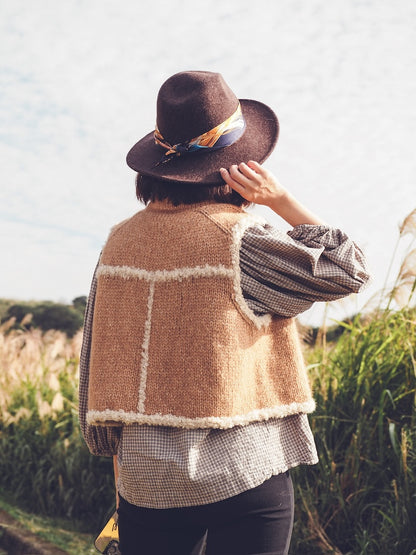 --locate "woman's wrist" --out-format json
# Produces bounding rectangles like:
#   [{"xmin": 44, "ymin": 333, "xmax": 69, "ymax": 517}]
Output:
[
  {"xmin": 268, "ymin": 191, "xmax": 325, "ymax": 227},
  {"xmin": 267, "ymin": 189, "xmax": 291, "ymax": 214}
]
